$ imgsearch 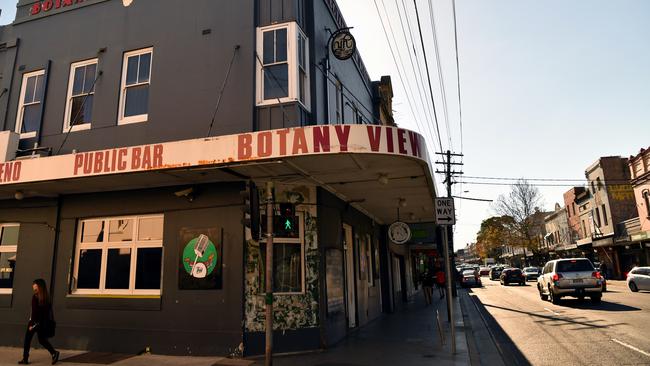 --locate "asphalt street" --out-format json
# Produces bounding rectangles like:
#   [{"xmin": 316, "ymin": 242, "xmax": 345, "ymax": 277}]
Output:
[{"xmin": 468, "ymin": 277, "xmax": 650, "ymax": 366}]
